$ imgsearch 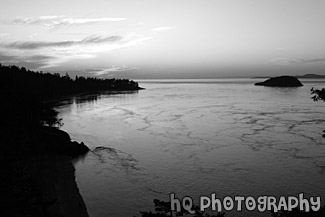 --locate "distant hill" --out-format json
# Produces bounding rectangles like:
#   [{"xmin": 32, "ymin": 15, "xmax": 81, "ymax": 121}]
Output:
[
  {"xmin": 296, "ymin": 74, "xmax": 325, "ymax": 78},
  {"xmin": 252, "ymin": 74, "xmax": 325, "ymax": 79}
]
